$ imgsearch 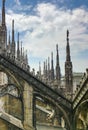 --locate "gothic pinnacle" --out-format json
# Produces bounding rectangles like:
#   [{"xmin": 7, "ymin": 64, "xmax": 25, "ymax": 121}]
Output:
[
  {"xmin": 46, "ymin": 59, "xmax": 48, "ymax": 77},
  {"xmin": 2, "ymin": 0, "xmax": 5, "ymax": 26},
  {"xmin": 66, "ymin": 29, "xmax": 71, "ymax": 62},
  {"xmin": 17, "ymin": 32, "xmax": 20, "ymax": 59},
  {"xmin": 39, "ymin": 62, "xmax": 41, "ymax": 77},
  {"xmin": 65, "ymin": 30, "xmax": 73, "ymax": 98},
  {"xmin": 56, "ymin": 44, "xmax": 61, "ymax": 81},
  {"xmin": 51, "ymin": 52, "xmax": 54, "ymax": 80},
  {"xmin": 12, "ymin": 20, "xmax": 15, "ymax": 44},
  {"xmin": 25, "ymin": 50, "xmax": 28, "ymax": 65},
  {"xmin": 51, "ymin": 52, "xmax": 54, "ymax": 70},
  {"xmin": 56, "ymin": 44, "xmax": 59, "ymax": 66},
  {"xmin": 17, "ymin": 32, "xmax": 19, "ymax": 48},
  {"xmin": 11, "ymin": 19, "xmax": 15, "ymax": 57}
]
